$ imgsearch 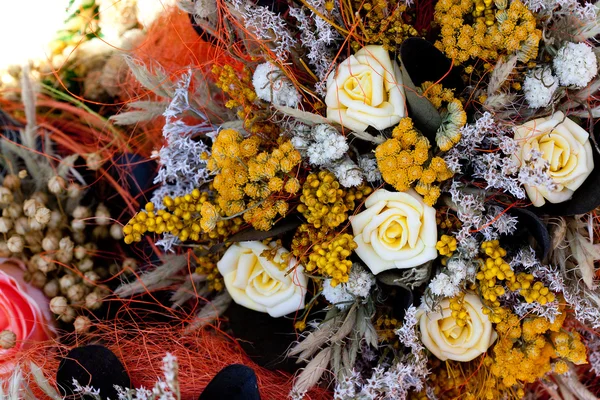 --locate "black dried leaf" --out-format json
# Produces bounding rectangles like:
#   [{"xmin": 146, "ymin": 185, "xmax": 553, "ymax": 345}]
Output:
[
  {"xmin": 399, "ymin": 38, "xmax": 464, "ymax": 92},
  {"xmin": 56, "ymin": 345, "xmax": 131, "ymax": 400},
  {"xmin": 399, "ymin": 63, "xmax": 441, "ymax": 140},
  {"xmin": 209, "ymin": 219, "xmax": 302, "ymax": 253},
  {"xmin": 199, "ymin": 364, "xmax": 261, "ymax": 400},
  {"xmin": 509, "ymin": 207, "xmax": 550, "ymax": 260}
]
